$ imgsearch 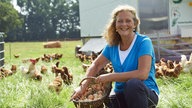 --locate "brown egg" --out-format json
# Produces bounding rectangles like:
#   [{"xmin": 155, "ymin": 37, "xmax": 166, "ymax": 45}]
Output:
[
  {"xmin": 101, "ymin": 84, "xmax": 106, "ymax": 91},
  {"xmin": 97, "ymin": 94, "xmax": 103, "ymax": 99},
  {"xmin": 83, "ymin": 90, "xmax": 91, "ymax": 97},
  {"xmin": 91, "ymin": 84, "xmax": 96, "ymax": 89},
  {"xmin": 97, "ymin": 90, "xmax": 103, "ymax": 95},
  {"xmin": 87, "ymin": 87, "xmax": 93, "ymax": 92},
  {"xmin": 88, "ymin": 94, "xmax": 94, "ymax": 100},
  {"xmin": 93, "ymin": 93, "xmax": 99, "ymax": 99},
  {"xmin": 84, "ymin": 98, "xmax": 88, "ymax": 101},
  {"xmin": 96, "ymin": 84, "xmax": 102, "ymax": 91}
]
